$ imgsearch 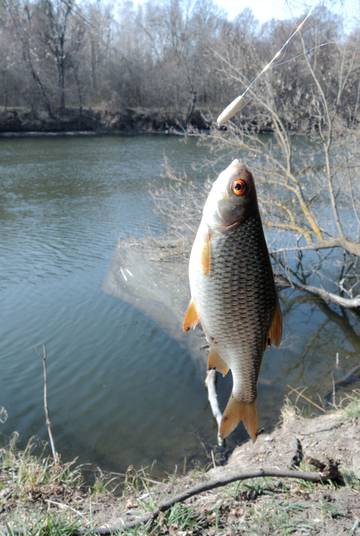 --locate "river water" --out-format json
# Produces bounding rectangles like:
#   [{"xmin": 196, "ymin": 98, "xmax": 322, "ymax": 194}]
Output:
[{"xmin": 1, "ymin": 134, "xmax": 359, "ymax": 475}]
